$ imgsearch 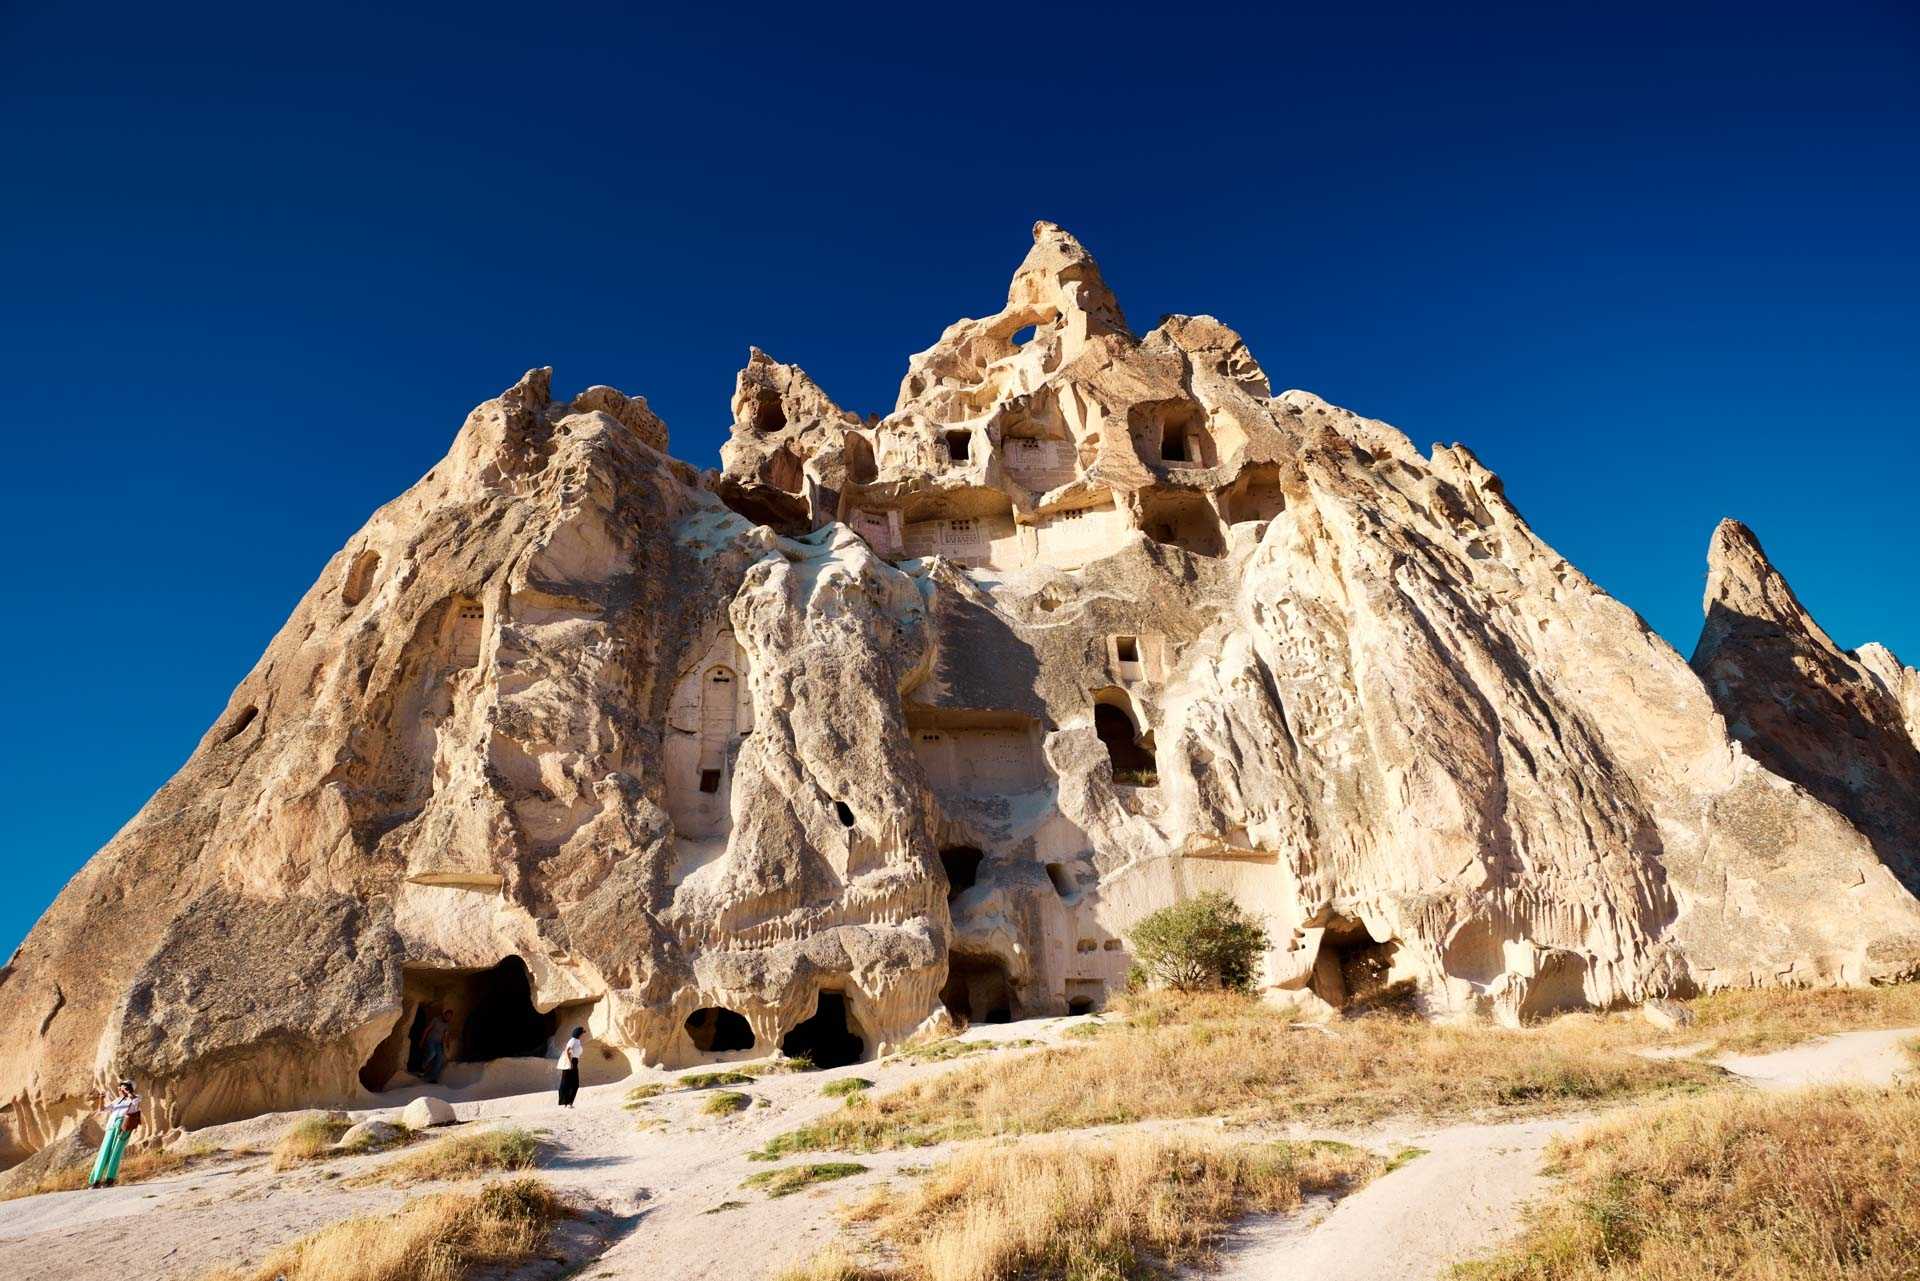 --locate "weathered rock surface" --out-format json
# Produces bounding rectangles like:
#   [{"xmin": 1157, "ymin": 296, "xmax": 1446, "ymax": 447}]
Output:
[
  {"xmin": 1692, "ymin": 518, "xmax": 1920, "ymax": 896},
  {"xmin": 0, "ymin": 222, "xmax": 1916, "ymax": 1165},
  {"xmin": 398, "ymin": 1097, "xmax": 455, "ymax": 1130}
]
